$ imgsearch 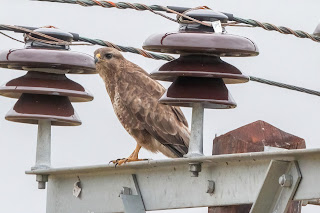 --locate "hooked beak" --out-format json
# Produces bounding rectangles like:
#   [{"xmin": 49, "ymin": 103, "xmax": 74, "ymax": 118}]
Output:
[{"xmin": 94, "ymin": 53, "xmax": 101, "ymax": 64}]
